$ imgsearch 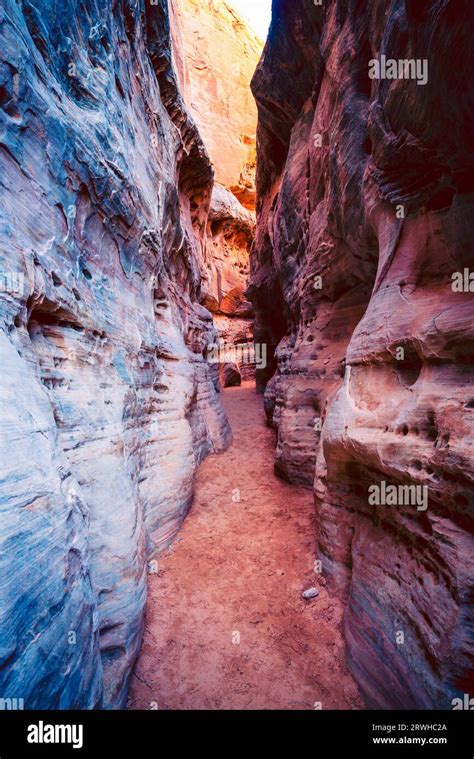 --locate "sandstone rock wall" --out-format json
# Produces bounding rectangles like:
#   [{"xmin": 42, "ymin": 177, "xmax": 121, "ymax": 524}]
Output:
[
  {"xmin": 0, "ymin": 0, "xmax": 231, "ymax": 709},
  {"xmin": 172, "ymin": 0, "xmax": 262, "ymax": 381},
  {"xmin": 171, "ymin": 0, "xmax": 261, "ymax": 210},
  {"xmin": 250, "ymin": 0, "xmax": 474, "ymax": 708},
  {"xmin": 202, "ymin": 183, "xmax": 255, "ymax": 381}
]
